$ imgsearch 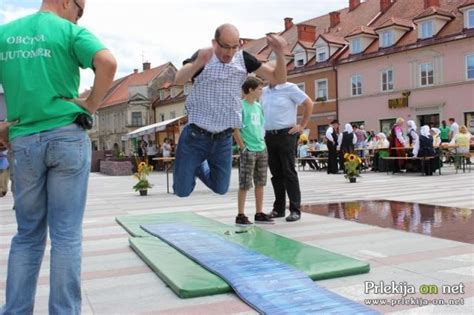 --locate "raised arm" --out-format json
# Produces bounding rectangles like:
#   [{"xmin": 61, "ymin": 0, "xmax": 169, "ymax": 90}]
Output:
[
  {"xmin": 254, "ymin": 34, "xmax": 287, "ymax": 84},
  {"xmin": 174, "ymin": 48, "xmax": 213, "ymax": 85}
]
